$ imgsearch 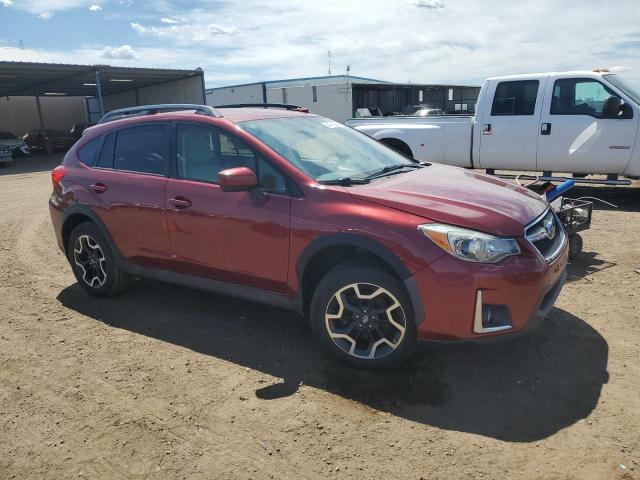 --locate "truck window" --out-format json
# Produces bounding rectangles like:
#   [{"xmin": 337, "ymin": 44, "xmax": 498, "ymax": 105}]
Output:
[
  {"xmin": 551, "ymin": 78, "xmax": 617, "ymax": 116},
  {"xmin": 491, "ymin": 80, "xmax": 539, "ymax": 116}
]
